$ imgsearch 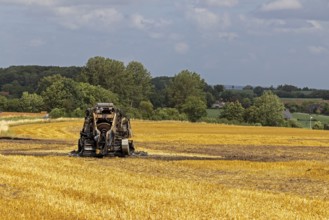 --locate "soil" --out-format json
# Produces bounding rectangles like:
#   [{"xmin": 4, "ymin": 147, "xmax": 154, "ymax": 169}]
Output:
[
  {"xmin": 0, "ymin": 137, "xmax": 73, "ymax": 157},
  {"xmin": 1, "ymin": 137, "xmax": 328, "ymax": 162}
]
